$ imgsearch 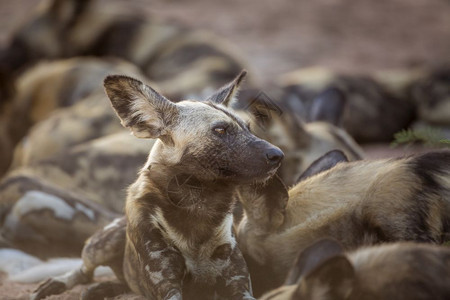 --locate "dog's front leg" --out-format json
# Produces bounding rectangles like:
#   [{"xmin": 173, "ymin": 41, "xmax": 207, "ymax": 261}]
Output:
[
  {"xmin": 217, "ymin": 246, "xmax": 255, "ymax": 300},
  {"xmin": 126, "ymin": 227, "xmax": 186, "ymax": 300}
]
